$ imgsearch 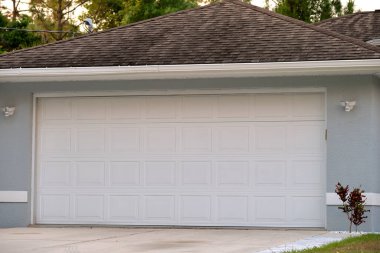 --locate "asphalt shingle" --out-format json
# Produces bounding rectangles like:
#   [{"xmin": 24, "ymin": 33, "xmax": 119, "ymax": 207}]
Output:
[
  {"xmin": 0, "ymin": 0, "xmax": 379, "ymax": 69},
  {"xmin": 316, "ymin": 10, "xmax": 380, "ymax": 43}
]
